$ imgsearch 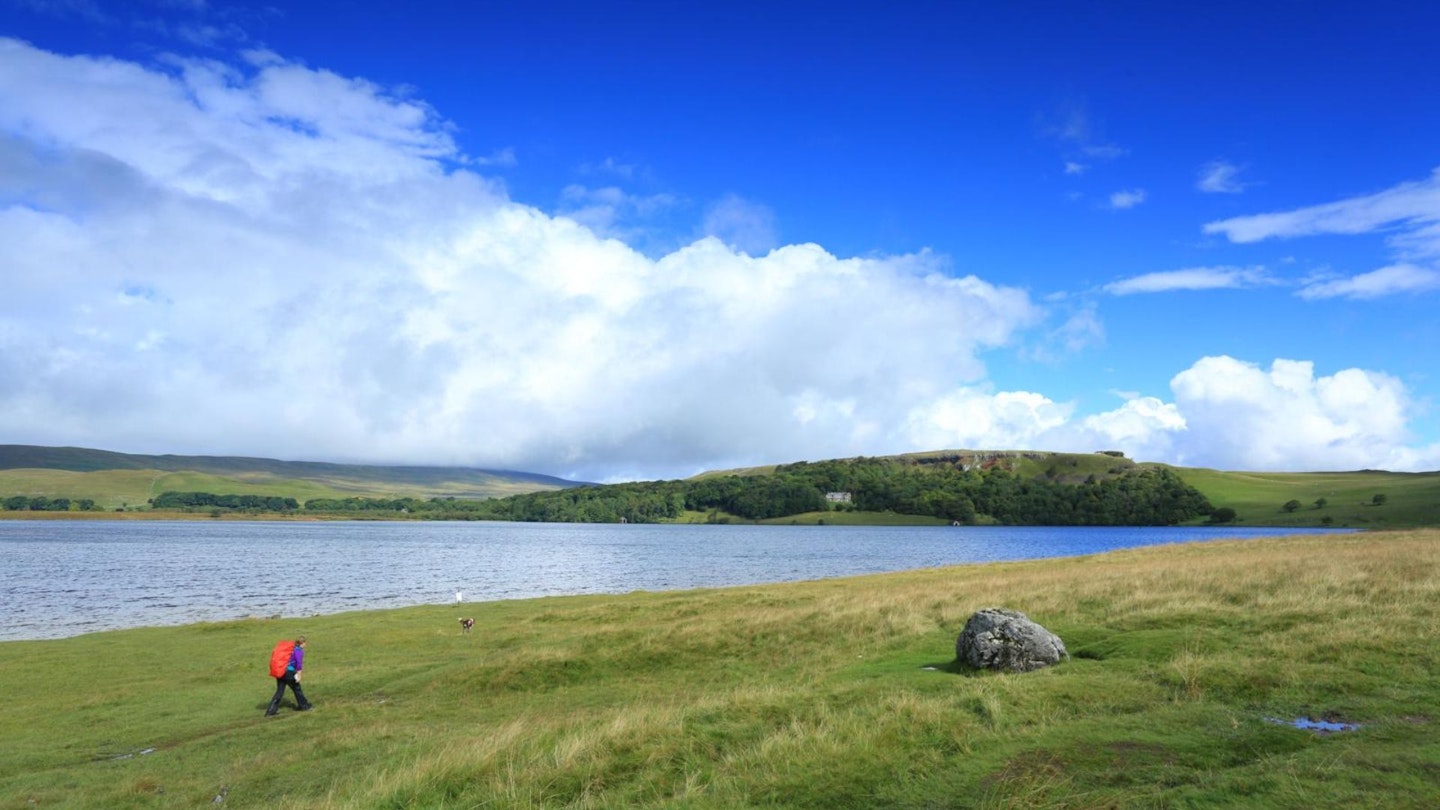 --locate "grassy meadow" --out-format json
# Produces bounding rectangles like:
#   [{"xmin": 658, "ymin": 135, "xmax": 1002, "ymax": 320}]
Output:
[
  {"xmin": 3, "ymin": 529, "xmax": 1439, "ymax": 808},
  {"xmin": 0, "ymin": 469, "xmax": 559, "ymax": 515},
  {"xmin": 0, "ymin": 468, "xmax": 362, "ymax": 512},
  {"xmin": 1174, "ymin": 467, "xmax": 1440, "ymax": 529}
]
